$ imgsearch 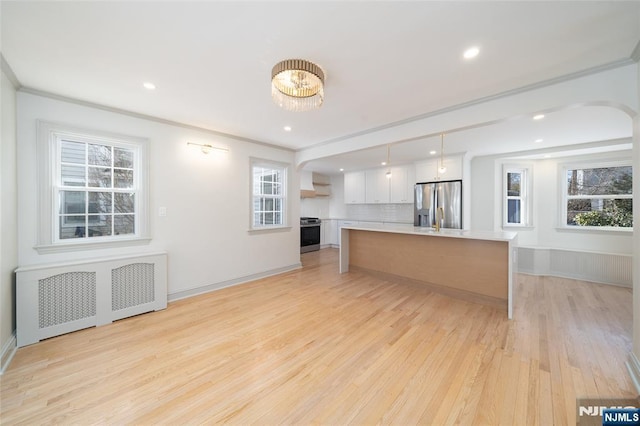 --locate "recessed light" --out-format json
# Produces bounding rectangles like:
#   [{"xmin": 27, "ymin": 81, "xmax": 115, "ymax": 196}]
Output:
[
  {"xmin": 339, "ymin": 168, "xmax": 344, "ymax": 172},
  {"xmin": 429, "ymin": 150, "xmax": 437, "ymax": 155},
  {"xmin": 533, "ymin": 114, "xmax": 545, "ymax": 120},
  {"xmin": 381, "ymin": 161, "xmax": 387, "ymax": 166},
  {"xmin": 283, "ymin": 126, "xmax": 292, "ymax": 132},
  {"xmin": 544, "ymin": 154, "xmax": 551, "ymax": 158},
  {"xmin": 463, "ymin": 46, "xmax": 480, "ymax": 59},
  {"xmin": 143, "ymin": 82, "xmax": 156, "ymax": 90},
  {"xmin": 535, "ymin": 139, "xmax": 543, "ymax": 143}
]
